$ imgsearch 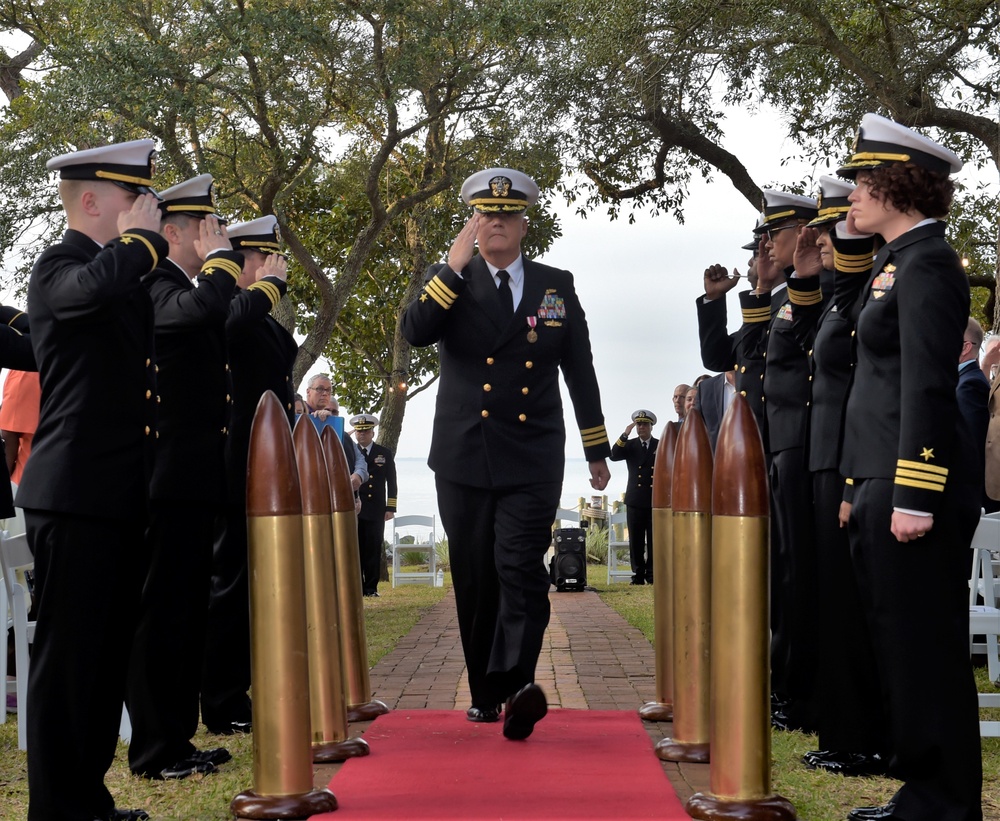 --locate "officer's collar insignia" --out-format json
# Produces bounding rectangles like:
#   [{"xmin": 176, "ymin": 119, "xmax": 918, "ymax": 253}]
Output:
[{"xmin": 489, "ymin": 176, "xmax": 511, "ymax": 198}]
